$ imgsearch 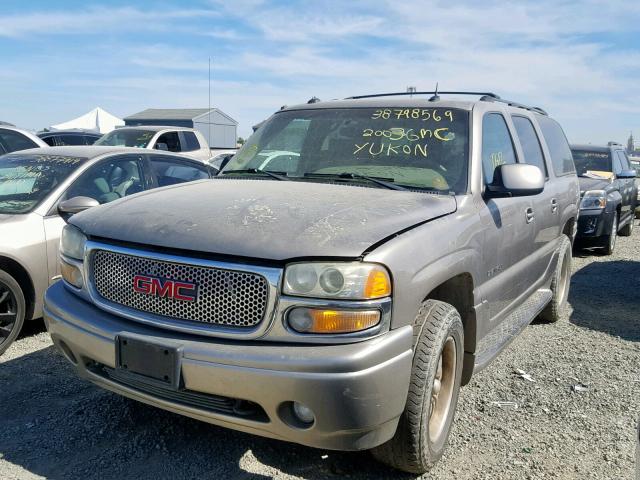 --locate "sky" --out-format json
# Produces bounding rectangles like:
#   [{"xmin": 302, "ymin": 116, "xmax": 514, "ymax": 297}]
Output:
[{"xmin": 0, "ymin": 0, "xmax": 639, "ymax": 144}]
